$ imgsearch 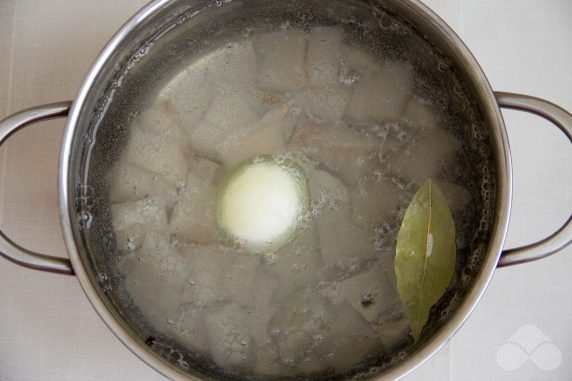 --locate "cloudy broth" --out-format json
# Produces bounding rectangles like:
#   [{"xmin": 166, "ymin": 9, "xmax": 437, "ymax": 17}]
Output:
[{"xmin": 81, "ymin": 2, "xmax": 496, "ymax": 379}]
